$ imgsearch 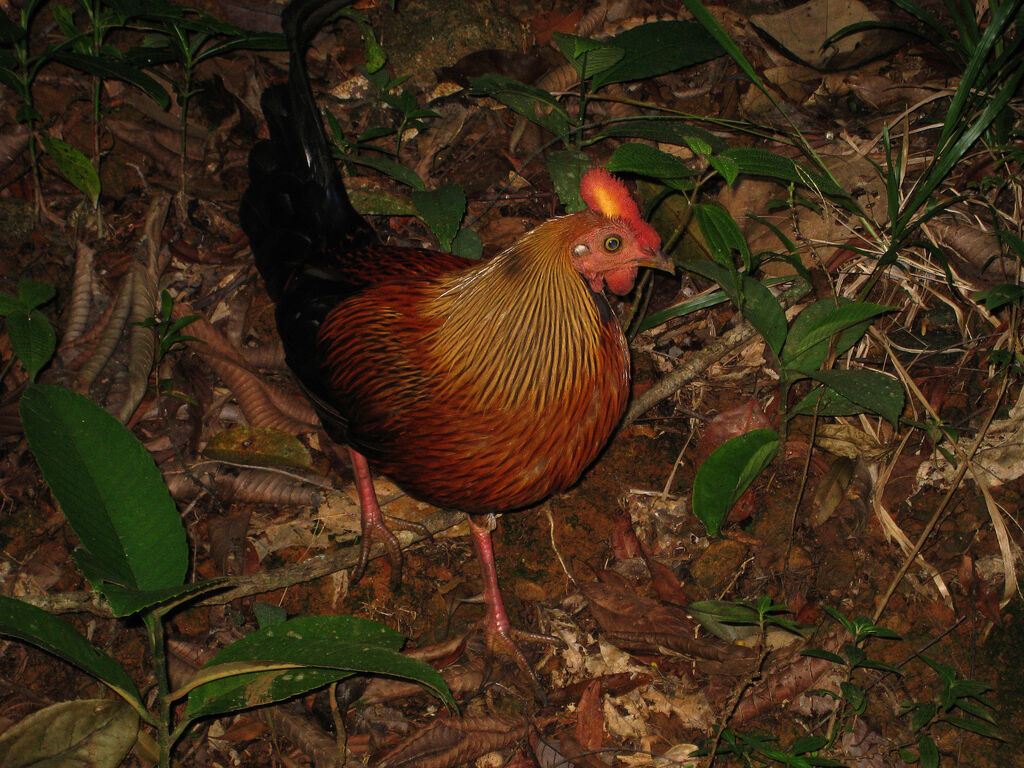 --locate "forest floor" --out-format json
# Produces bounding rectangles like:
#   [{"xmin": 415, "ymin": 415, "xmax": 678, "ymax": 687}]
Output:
[{"xmin": 1, "ymin": 0, "xmax": 1022, "ymax": 766}]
